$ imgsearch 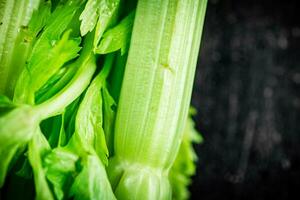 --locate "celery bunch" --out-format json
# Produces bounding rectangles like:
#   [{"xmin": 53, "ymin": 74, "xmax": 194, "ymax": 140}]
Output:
[{"xmin": 0, "ymin": 0, "xmax": 207, "ymax": 199}]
